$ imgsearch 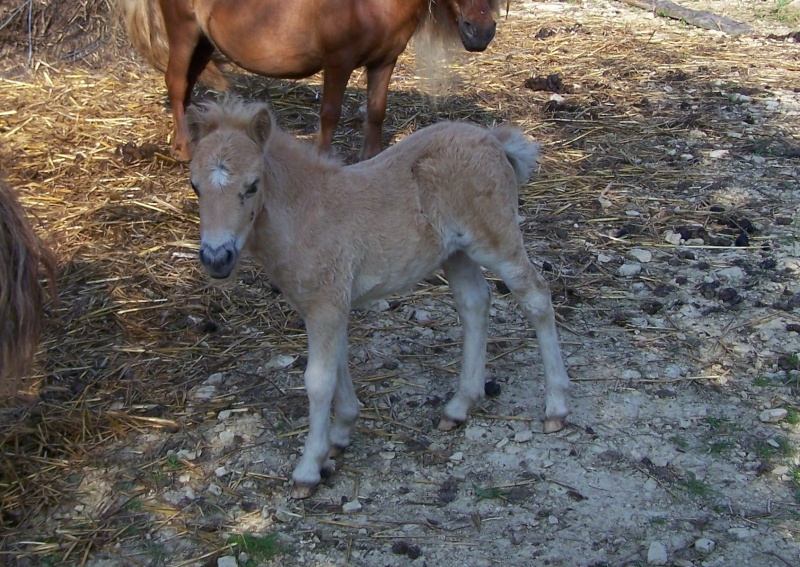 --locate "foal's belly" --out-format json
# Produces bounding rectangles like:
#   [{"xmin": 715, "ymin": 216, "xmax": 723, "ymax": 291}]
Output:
[{"xmin": 352, "ymin": 252, "xmax": 444, "ymax": 307}]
